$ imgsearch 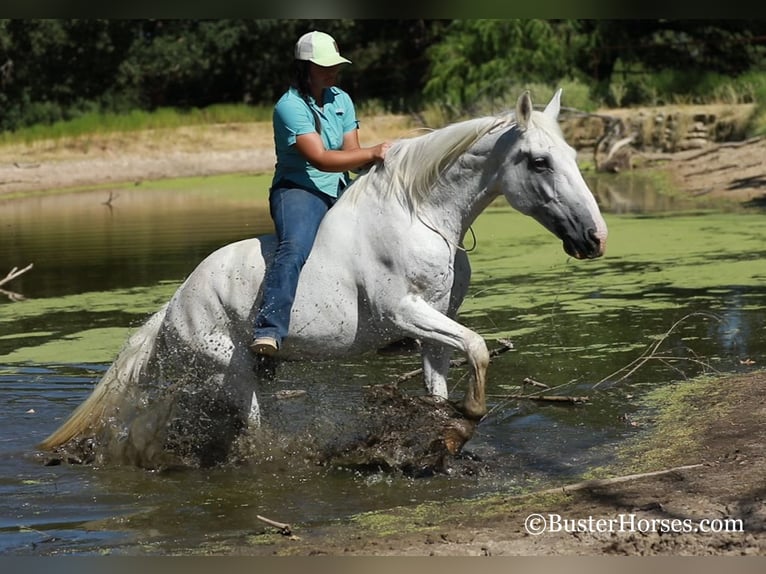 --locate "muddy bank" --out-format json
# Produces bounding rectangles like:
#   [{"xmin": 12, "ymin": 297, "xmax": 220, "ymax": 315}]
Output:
[
  {"xmin": 0, "ymin": 107, "xmax": 764, "ymax": 205},
  {"xmin": 0, "ymin": 116, "xmax": 411, "ymax": 198},
  {"xmin": 206, "ymin": 370, "xmax": 766, "ymax": 556}
]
